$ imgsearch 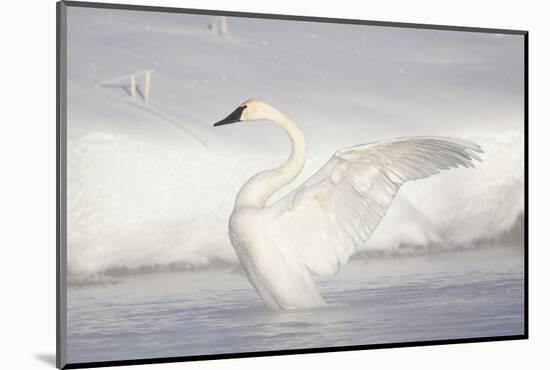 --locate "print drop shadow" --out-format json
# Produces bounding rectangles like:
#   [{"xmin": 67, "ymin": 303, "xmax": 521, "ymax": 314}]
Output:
[{"xmin": 34, "ymin": 353, "xmax": 56, "ymax": 367}]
